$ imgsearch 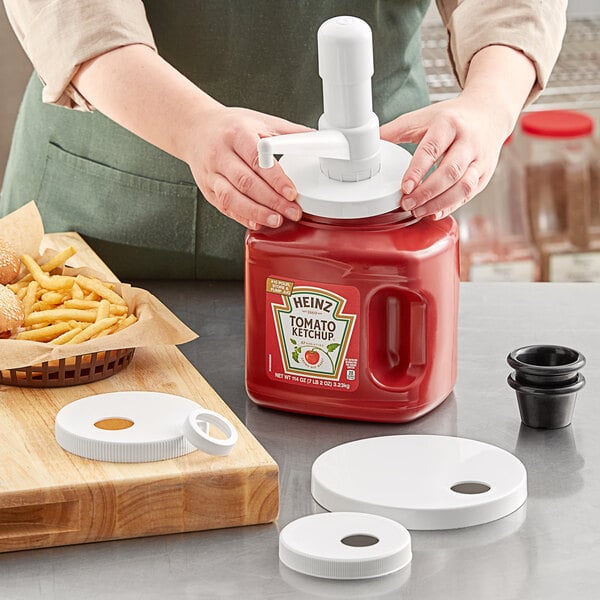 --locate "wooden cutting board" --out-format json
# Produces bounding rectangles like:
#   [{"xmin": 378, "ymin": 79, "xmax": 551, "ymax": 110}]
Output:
[{"xmin": 0, "ymin": 345, "xmax": 279, "ymax": 553}]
